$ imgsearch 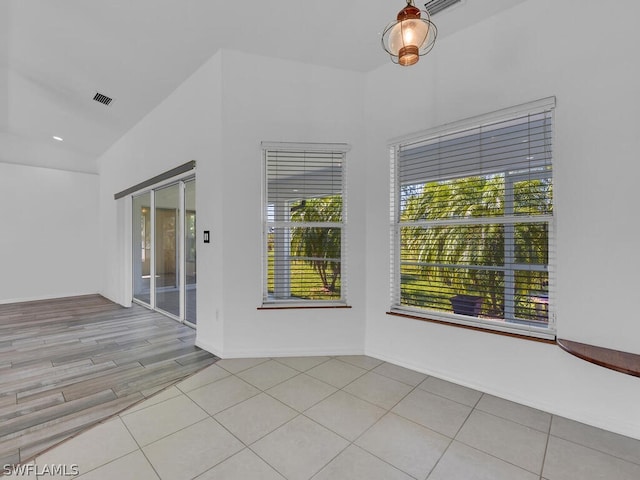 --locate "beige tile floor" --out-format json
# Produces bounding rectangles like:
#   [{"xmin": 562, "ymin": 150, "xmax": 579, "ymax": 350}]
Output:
[{"xmin": 15, "ymin": 356, "xmax": 640, "ymax": 479}]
